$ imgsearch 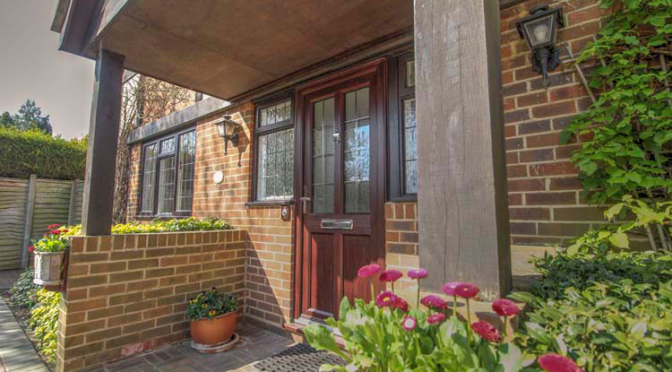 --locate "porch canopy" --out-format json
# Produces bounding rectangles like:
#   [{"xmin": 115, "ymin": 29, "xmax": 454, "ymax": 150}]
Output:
[{"xmin": 56, "ymin": 0, "xmax": 413, "ymax": 101}]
